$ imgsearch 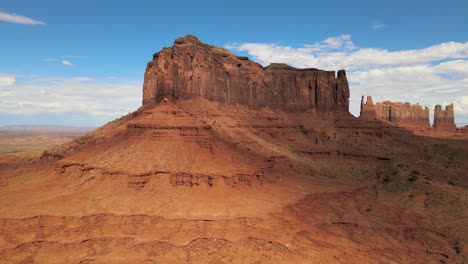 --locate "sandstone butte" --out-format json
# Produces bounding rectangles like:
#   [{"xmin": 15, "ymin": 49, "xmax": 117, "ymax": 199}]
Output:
[
  {"xmin": 360, "ymin": 95, "xmax": 458, "ymax": 131},
  {"xmin": 434, "ymin": 103, "xmax": 457, "ymax": 130},
  {"xmin": 359, "ymin": 95, "xmax": 431, "ymax": 128},
  {"xmin": 0, "ymin": 35, "xmax": 467, "ymax": 263},
  {"xmin": 143, "ymin": 35, "xmax": 350, "ymax": 112}
]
